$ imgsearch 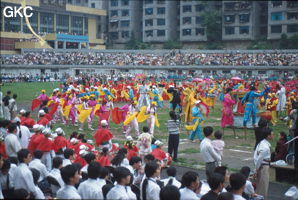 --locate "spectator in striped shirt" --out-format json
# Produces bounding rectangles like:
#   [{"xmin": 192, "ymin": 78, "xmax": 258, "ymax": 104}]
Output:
[{"xmin": 167, "ymin": 111, "xmax": 180, "ymax": 162}]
